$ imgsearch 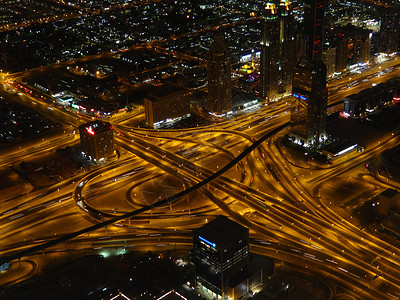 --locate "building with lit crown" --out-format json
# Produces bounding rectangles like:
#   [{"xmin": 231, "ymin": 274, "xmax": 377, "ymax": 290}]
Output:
[
  {"xmin": 207, "ymin": 33, "xmax": 232, "ymax": 115},
  {"xmin": 260, "ymin": 0, "xmax": 294, "ymax": 102},
  {"xmin": 79, "ymin": 121, "xmax": 114, "ymax": 162}
]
